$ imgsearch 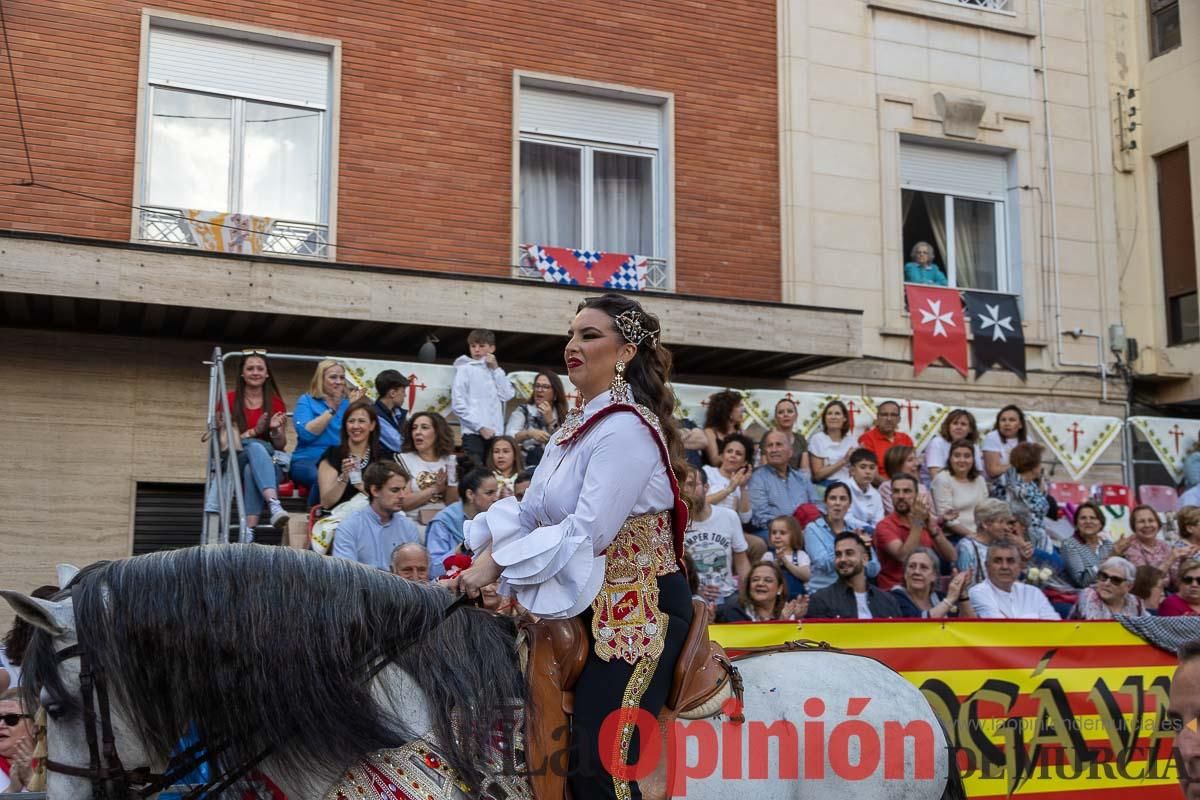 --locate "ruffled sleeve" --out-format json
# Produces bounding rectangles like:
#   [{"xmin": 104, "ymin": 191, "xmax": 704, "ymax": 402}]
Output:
[{"xmin": 465, "ymin": 412, "xmax": 665, "ymax": 618}]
